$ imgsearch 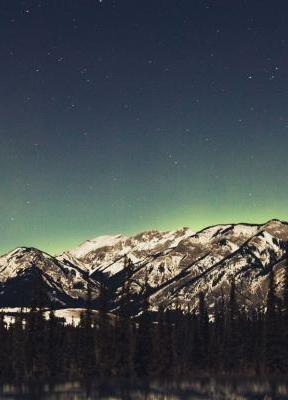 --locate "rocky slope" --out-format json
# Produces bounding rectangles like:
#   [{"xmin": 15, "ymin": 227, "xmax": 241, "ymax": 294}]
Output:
[{"xmin": 0, "ymin": 219, "xmax": 287, "ymax": 313}]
